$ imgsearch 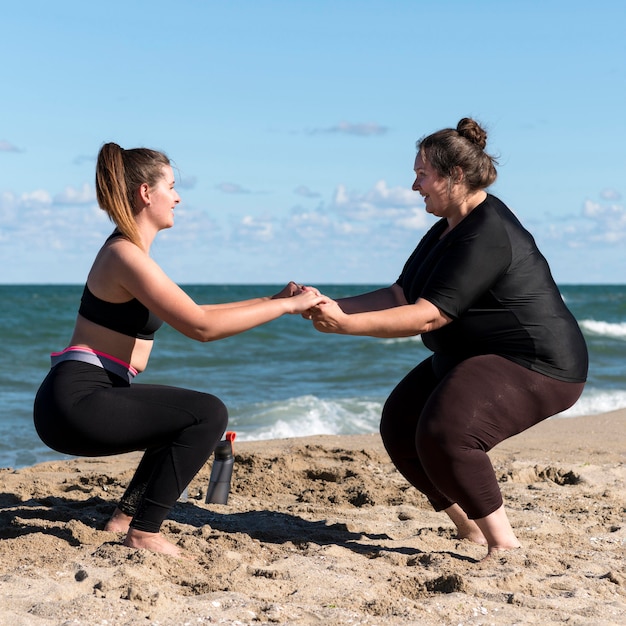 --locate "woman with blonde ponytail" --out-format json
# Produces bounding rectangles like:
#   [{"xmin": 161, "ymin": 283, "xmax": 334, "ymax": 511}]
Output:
[
  {"xmin": 34, "ymin": 142, "xmax": 325, "ymax": 557},
  {"xmin": 305, "ymin": 118, "xmax": 588, "ymax": 561},
  {"xmin": 94, "ymin": 143, "xmax": 161, "ymax": 248}
]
